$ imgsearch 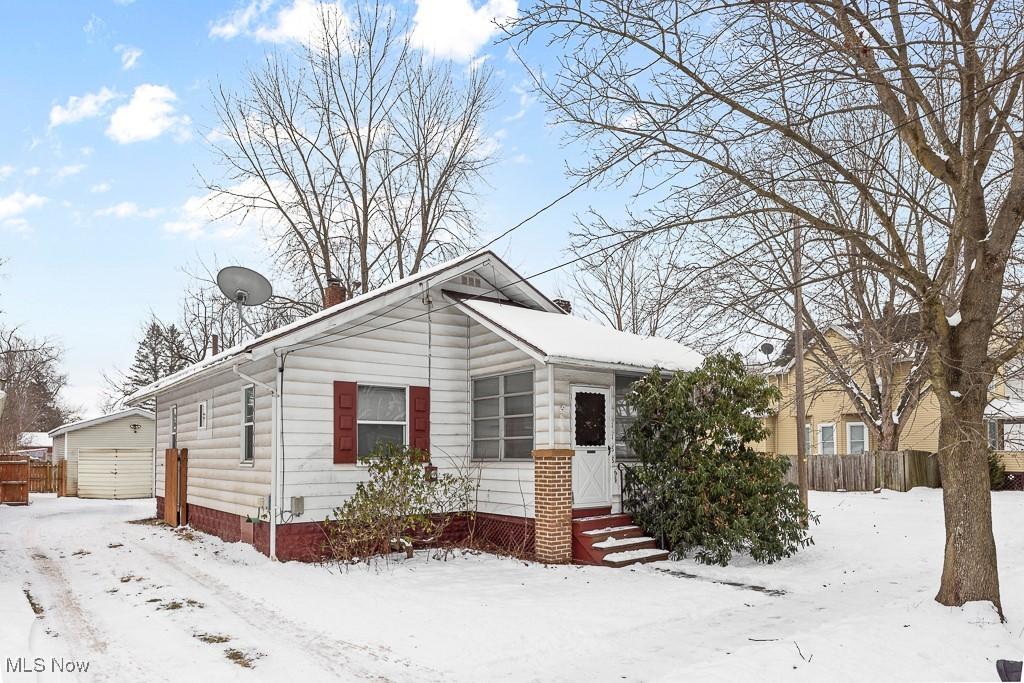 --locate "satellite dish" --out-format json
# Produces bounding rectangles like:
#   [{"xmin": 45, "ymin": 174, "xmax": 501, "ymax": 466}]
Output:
[
  {"xmin": 760, "ymin": 342, "xmax": 775, "ymax": 358},
  {"xmin": 217, "ymin": 266, "xmax": 273, "ymax": 307},
  {"xmin": 216, "ymin": 266, "xmax": 273, "ymax": 341}
]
